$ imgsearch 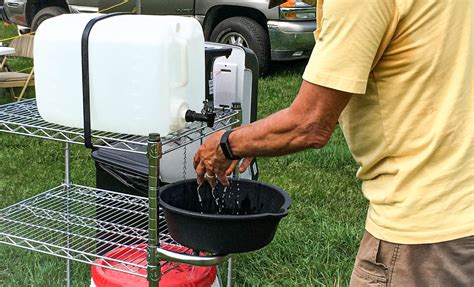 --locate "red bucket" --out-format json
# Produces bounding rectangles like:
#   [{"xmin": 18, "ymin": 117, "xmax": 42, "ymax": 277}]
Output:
[{"xmin": 91, "ymin": 244, "xmax": 217, "ymax": 287}]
